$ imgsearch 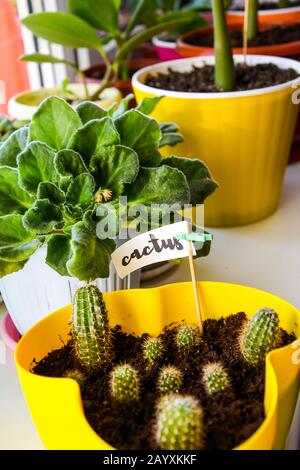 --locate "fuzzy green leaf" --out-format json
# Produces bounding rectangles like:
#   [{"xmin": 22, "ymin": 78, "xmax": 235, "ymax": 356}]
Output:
[
  {"xmin": 0, "ymin": 127, "xmax": 28, "ymax": 167},
  {"xmin": 69, "ymin": 118, "xmax": 120, "ymax": 164},
  {"xmin": 37, "ymin": 182, "xmax": 66, "ymax": 205},
  {"xmin": 0, "ymin": 166, "xmax": 34, "ymax": 215},
  {"xmin": 23, "ymin": 199, "xmax": 63, "ymax": 233},
  {"xmin": 0, "ymin": 259, "xmax": 28, "ymax": 278},
  {"xmin": 115, "ymin": 110, "xmax": 161, "ymax": 166},
  {"xmin": 162, "ymin": 157, "xmax": 218, "ymax": 204},
  {"xmin": 29, "ymin": 96, "xmax": 81, "ymax": 150},
  {"xmin": 76, "ymin": 101, "xmax": 108, "ymax": 124},
  {"xmin": 66, "ymin": 173, "xmax": 95, "ymax": 209},
  {"xmin": 54, "ymin": 149, "xmax": 88, "ymax": 178},
  {"xmin": 67, "ymin": 222, "xmax": 116, "ymax": 281},
  {"xmin": 0, "ymin": 214, "xmax": 40, "ymax": 262},
  {"xmin": 68, "ymin": 0, "xmax": 118, "ymax": 34},
  {"xmin": 90, "ymin": 145, "xmax": 139, "ymax": 197},
  {"xmin": 18, "ymin": 142, "xmax": 57, "ymax": 193},
  {"xmin": 136, "ymin": 96, "xmax": 163, "ymax": 115},
  {"xmin": 46, "ymin": 234, "xmax": 72, "ymax": 276},
  {"xmin": 22, "ymin": 12, "xmax": 103, "ymax": 48}
]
